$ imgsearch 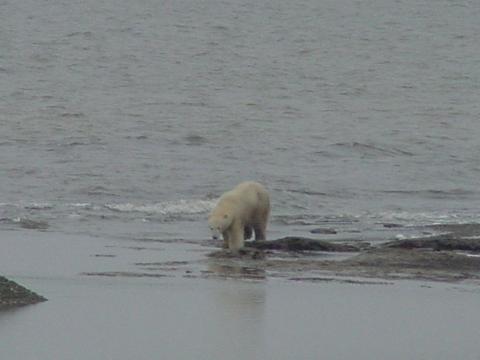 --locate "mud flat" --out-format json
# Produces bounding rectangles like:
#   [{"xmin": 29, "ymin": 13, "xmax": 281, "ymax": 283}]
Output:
[
  {"xmin": 207, "ymin": 224, "xmax": 480, "ymax": 283},
  {"xmin": 0, "ymin": 276, "xmax": 46, "ymax": 309}
]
